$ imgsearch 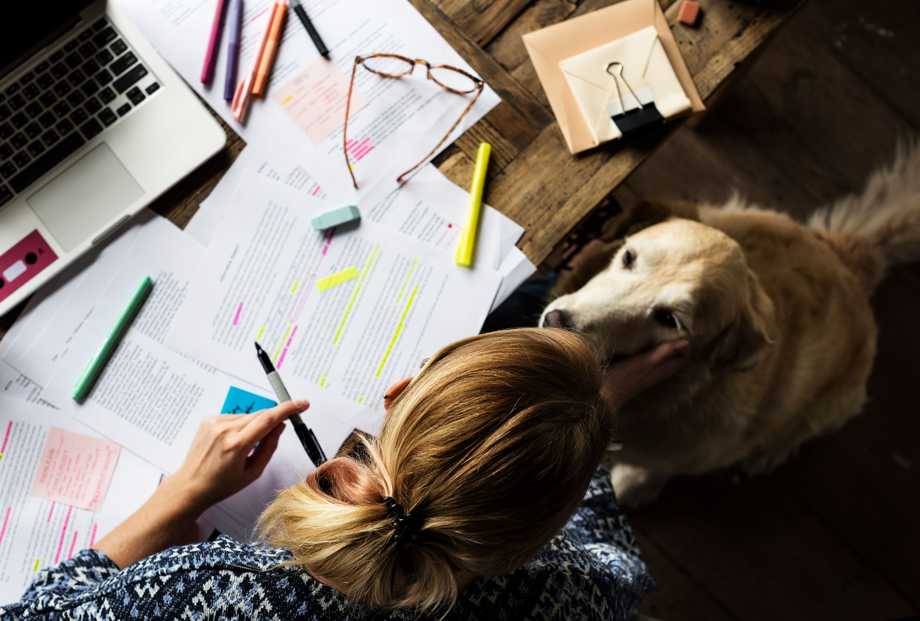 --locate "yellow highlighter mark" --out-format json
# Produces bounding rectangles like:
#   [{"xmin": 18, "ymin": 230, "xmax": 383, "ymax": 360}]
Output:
[
  {"xmin": 33, "ymin": 559, "xmax": 40, "ymax": 572},
  {"xmin": 333, "ymin": 247, "xmax": 380, "ymax": 346},
  {"xmin": 396, "ymin": 258, "xmax": 419, "ymax": 304},
  {"xmin": 281, "ymin": 95, "xmax": 294, "ymax": 106},
  {"xmin": 290, "ymin": 280, "xmax": 301, "ymax": 295},
  {"xmin": 255, "ymin": 325, "xmax": 266, "ymax": 342},
  {"xmin": 0, "ymin": 453, "xmax": 4, "ymax": 461},
  {"xmin": 357, "ymin": 395, "xmax": 366, "ymax": 405},
  {"xmin": 316, "ymin": 267, "xmax": 359, "ymax": 292},
  {"xmin": 375, "ymin": 285, "xmax": 419, "ymax": 378},
  {"xmin": 318, "ymin": 375, "xmax": 327, "ymax": 388}
]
